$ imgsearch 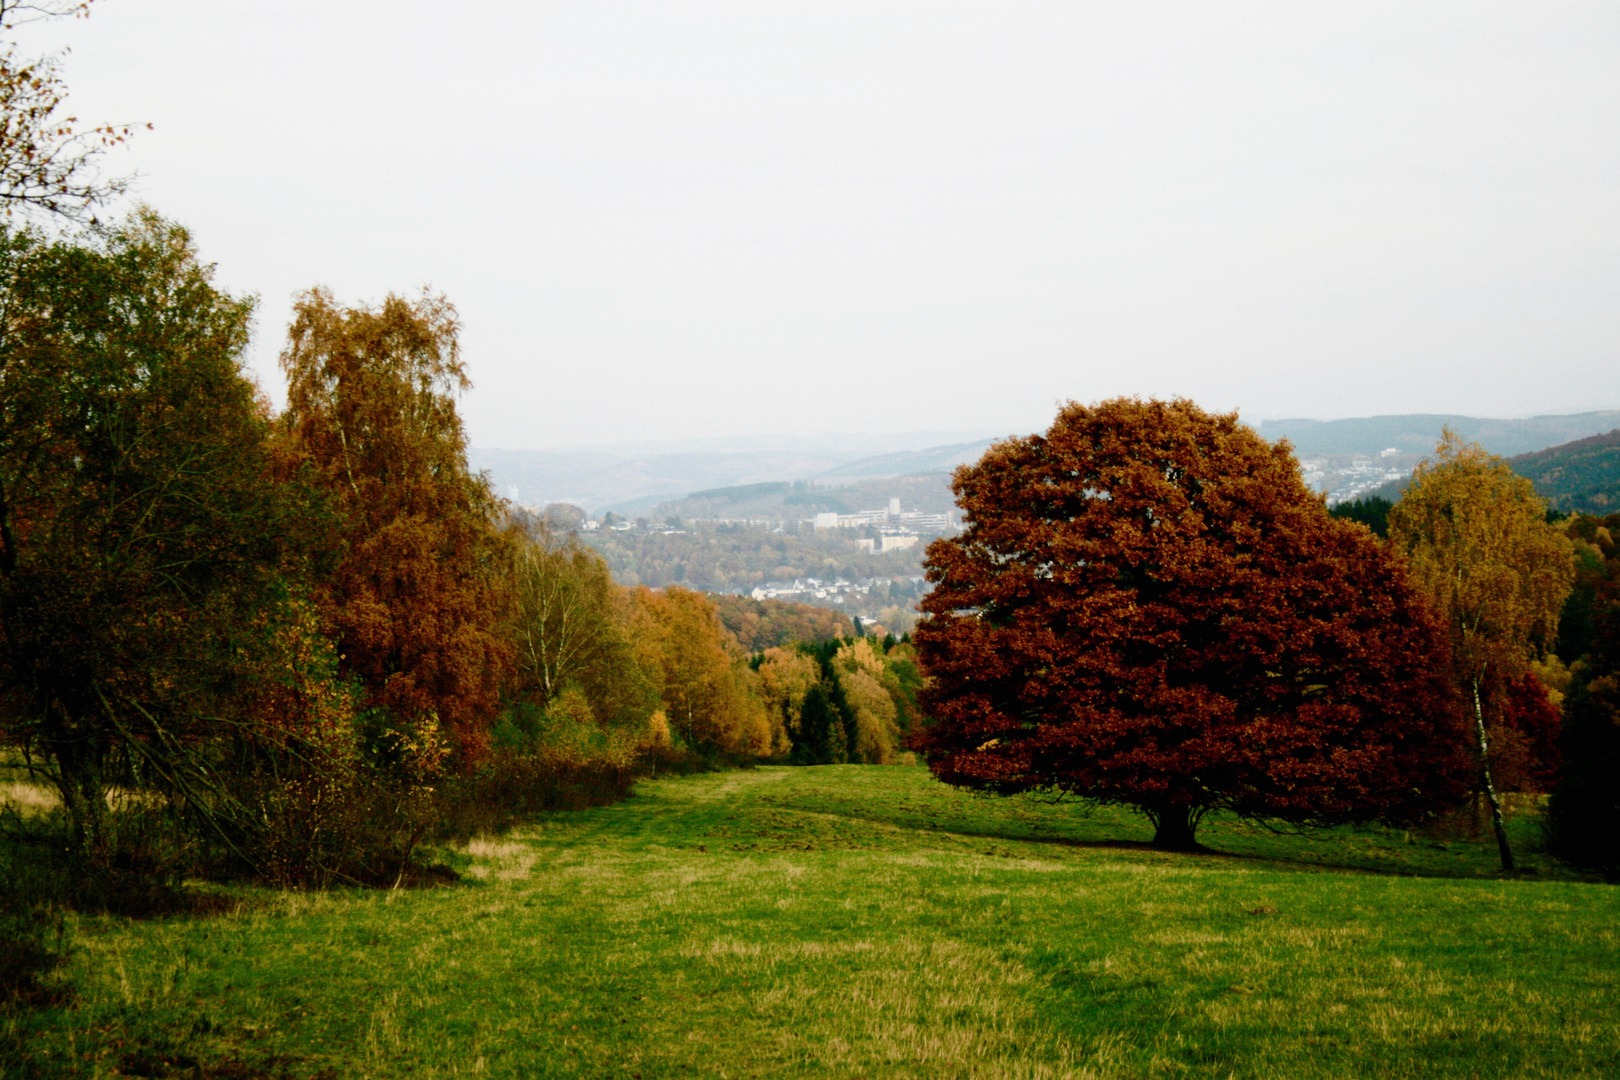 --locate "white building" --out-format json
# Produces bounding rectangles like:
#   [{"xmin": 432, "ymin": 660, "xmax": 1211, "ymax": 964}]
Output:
[{"xmin": 812, "ymin": 501, "xmax": 953, "ymax": 533}]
